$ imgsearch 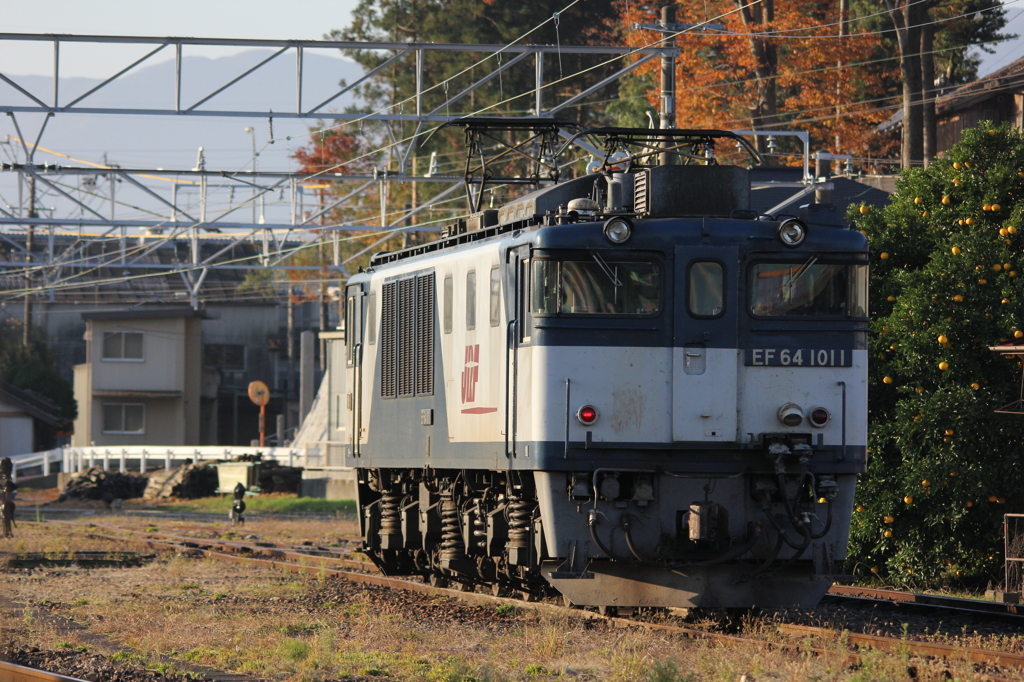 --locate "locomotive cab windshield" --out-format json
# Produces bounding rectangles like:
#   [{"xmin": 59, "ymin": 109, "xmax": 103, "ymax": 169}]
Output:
[{"xmin": 749, "ymin": 258, "xmax": 868, "ymax": 318}]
